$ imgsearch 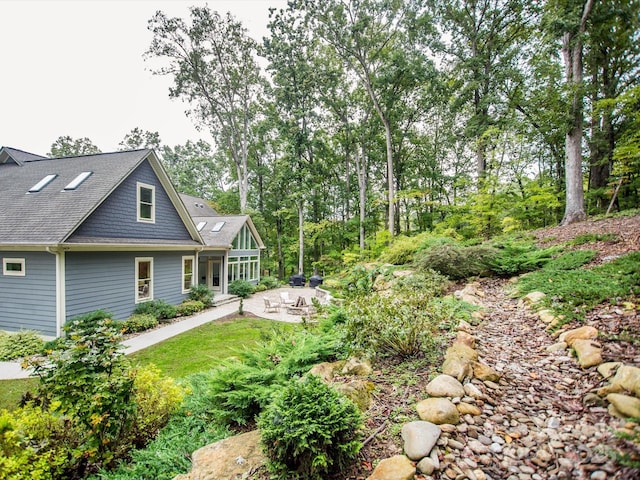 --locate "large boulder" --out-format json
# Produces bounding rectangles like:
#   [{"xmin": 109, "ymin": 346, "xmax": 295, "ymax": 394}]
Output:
[
  {"xmin": 174, "ymin": 430, "xmax": 264, "ymax": 480},
  {"xmin": 520, "ymin": 291, "xmax": 546, "ymax": 306},
  {"xmin": 572, "ymin": 339, "xmax": 603, "ymax": 368},
  {"xmin": 308, "ymin": 360, "xmax": 345, "ymax": 382},
  {"xmin": 341, "ymin": 357, "xmax": 373, "ymax": 376},
  {"xmin": 401, "ymin": 421, "xmax": 441, "ymax": 461},
  {"xmin": 416, "ymin": 398, "xmax": 460, "ymax": 425},
  {"xmin": 454, "ymin": 331, "xmax": 476, "ymax": 348},
  {"xmin": 425, "ymin": 374, "xmax": 465, "ymax": 398},
  {"xmin": 335, "ymin": 379, "xmax": 375, "ymax": 411},
  {"xmin": 473, "ymin": 362, "xmax": 501, "ymax": 382},
  {"xmin": 607, "ymin": 393, "xmax": 640, "ymax": 419},
  {"xmin": 610, "ymin": 365, "xmax": 640, "ymax": 397},
  {"xmin": 442, "ymin": 344, "xmax": 478, "ymax": 381},
  {"xmin": 366, "ymin": 455, "xmax": 415, "ymax": 480}
]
